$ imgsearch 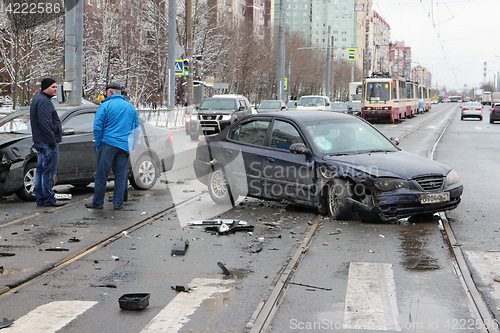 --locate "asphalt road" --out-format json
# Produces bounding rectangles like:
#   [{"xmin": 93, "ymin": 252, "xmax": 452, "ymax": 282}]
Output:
[{"xmin": 0, "ymin": 103, "xmax": 498, "ymax": 333}]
